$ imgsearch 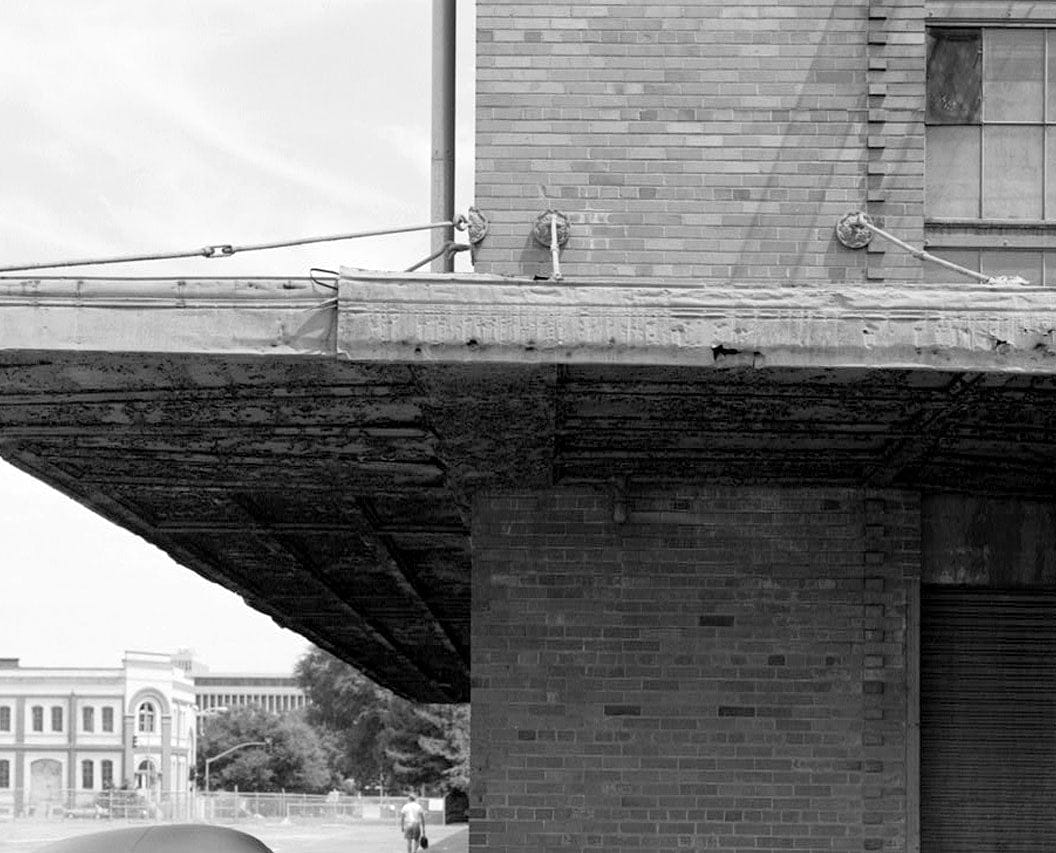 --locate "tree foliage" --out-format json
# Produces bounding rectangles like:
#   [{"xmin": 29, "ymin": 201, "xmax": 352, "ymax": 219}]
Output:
[
  {"xmin": 197, "ymin": 706, "xmax": 333, "ymax": 793},
  {"xmin": 295, "ymin": 647, "xmax": 470, "ymax": 793}
]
